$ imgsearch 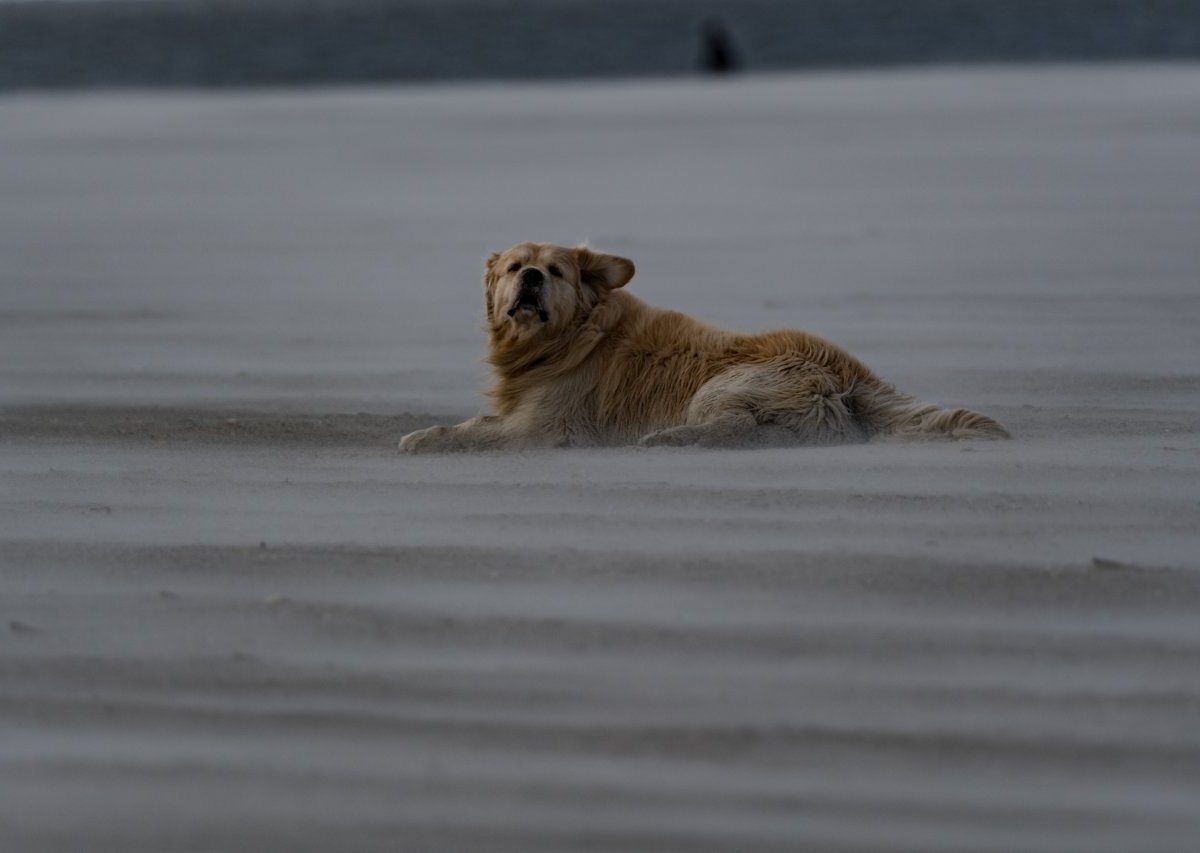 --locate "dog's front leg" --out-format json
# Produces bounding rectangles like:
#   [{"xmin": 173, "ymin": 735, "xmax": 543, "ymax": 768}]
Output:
[{"xmin": 399, "ymin": 416, "xmax": 524, "ymax": 453}]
